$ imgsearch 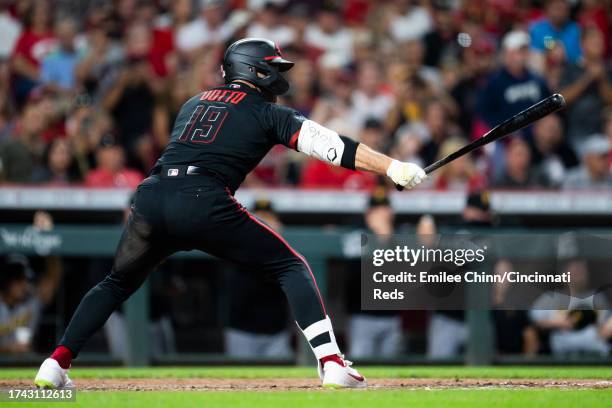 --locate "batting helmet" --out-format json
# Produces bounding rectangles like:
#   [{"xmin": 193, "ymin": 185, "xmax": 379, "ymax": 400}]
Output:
[{"xmin": 222, "ymin": 38, "xmax": 294, "ymax": 96}]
